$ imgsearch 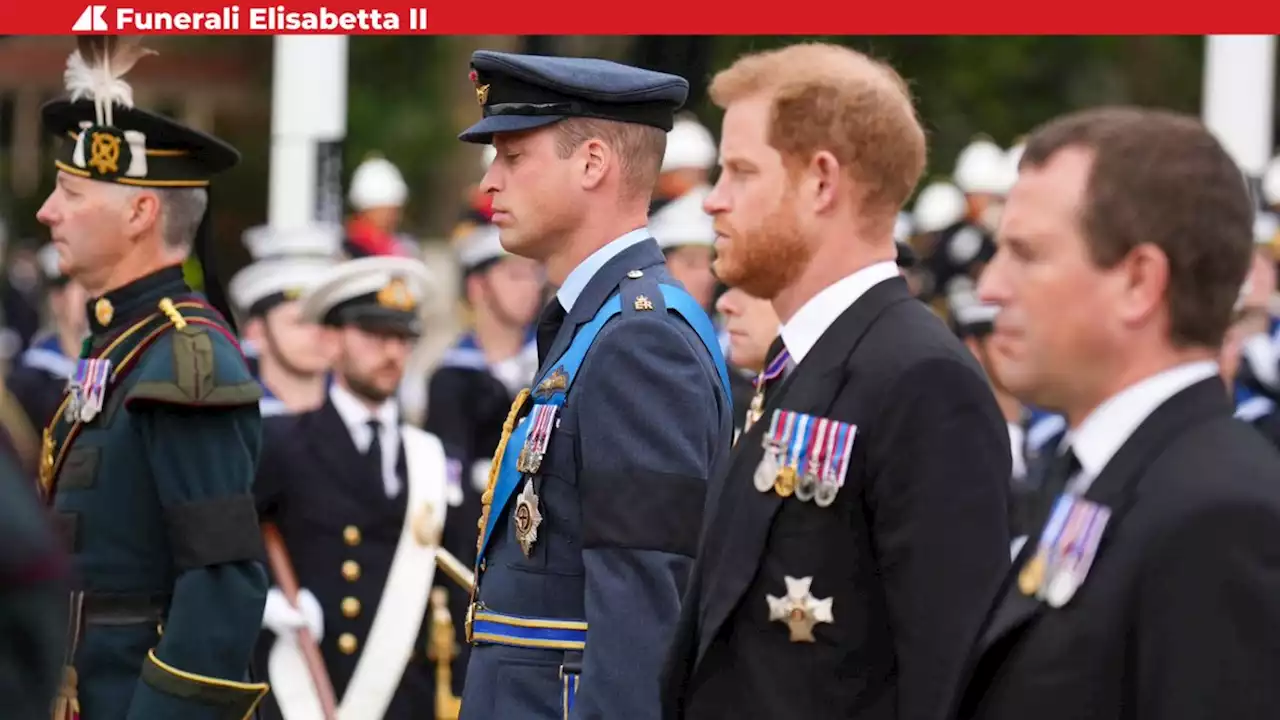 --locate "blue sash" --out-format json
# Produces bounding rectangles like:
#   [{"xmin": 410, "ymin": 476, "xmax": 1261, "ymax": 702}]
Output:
[{"xmin": 478, "ymin": 284, "xmax": 730, "ymax": 560}]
